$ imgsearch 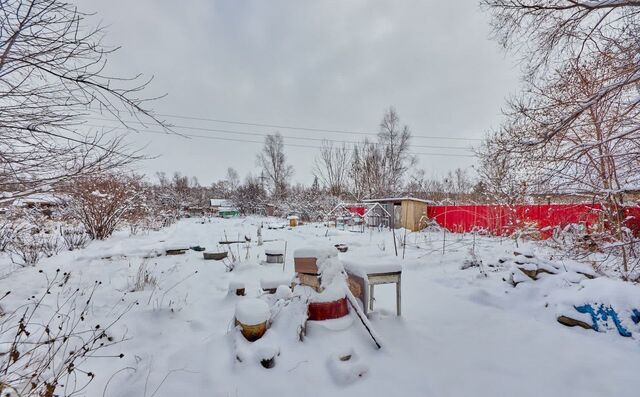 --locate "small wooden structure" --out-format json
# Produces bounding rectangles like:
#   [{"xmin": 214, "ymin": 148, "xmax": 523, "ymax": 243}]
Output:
[
  {"xmin": 334, "ymin": 244, "xmax": 349, "ymax": 253},
  {"xmin": 294, "ymin": 255, "xmax": 319, "ymax": 274},
  {"xmin": 363, "ymin": 197, "xmax": 432, "ymax": 232},
  {"xmin": 287, "ymin": 215, "xmax": 299, "ymax": 227},
  {"xmin": 203, "ymin": 251, "xmax": 228, "ymax": 260},
  {"xmin": 228, "ymin": 281, "xmax": 246, "ymax": 296},
  {"xmin": 165, "ymin": 247, "xmax": 188, "ymax": 256},
  {"xmin": 265, "ymin": 249, "xmax": 284, "ymax": 264},
  {"xmin": 293, "ymin": 248, "xmax": 352, "ymax": 321},
  {"xmin": 235, "ymin": 299, "xmax": 270, "ymax": 341},
  {"xmin": 326, "ymin": 202, "xmax": 392, "ymax": 231},
  {"xmin": 343, "ymin": 257, "xmax": 402, "ymax": 316}
]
